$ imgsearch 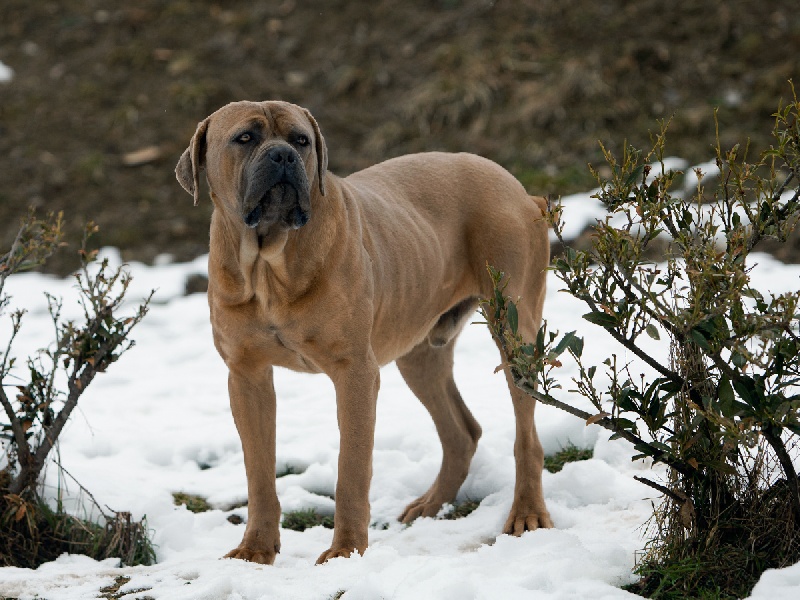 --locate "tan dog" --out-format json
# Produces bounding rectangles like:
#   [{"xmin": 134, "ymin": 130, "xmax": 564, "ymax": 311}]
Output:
[{"xmin": 175, "ymin": 100, "xmax": 552, "ymax": 565}]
